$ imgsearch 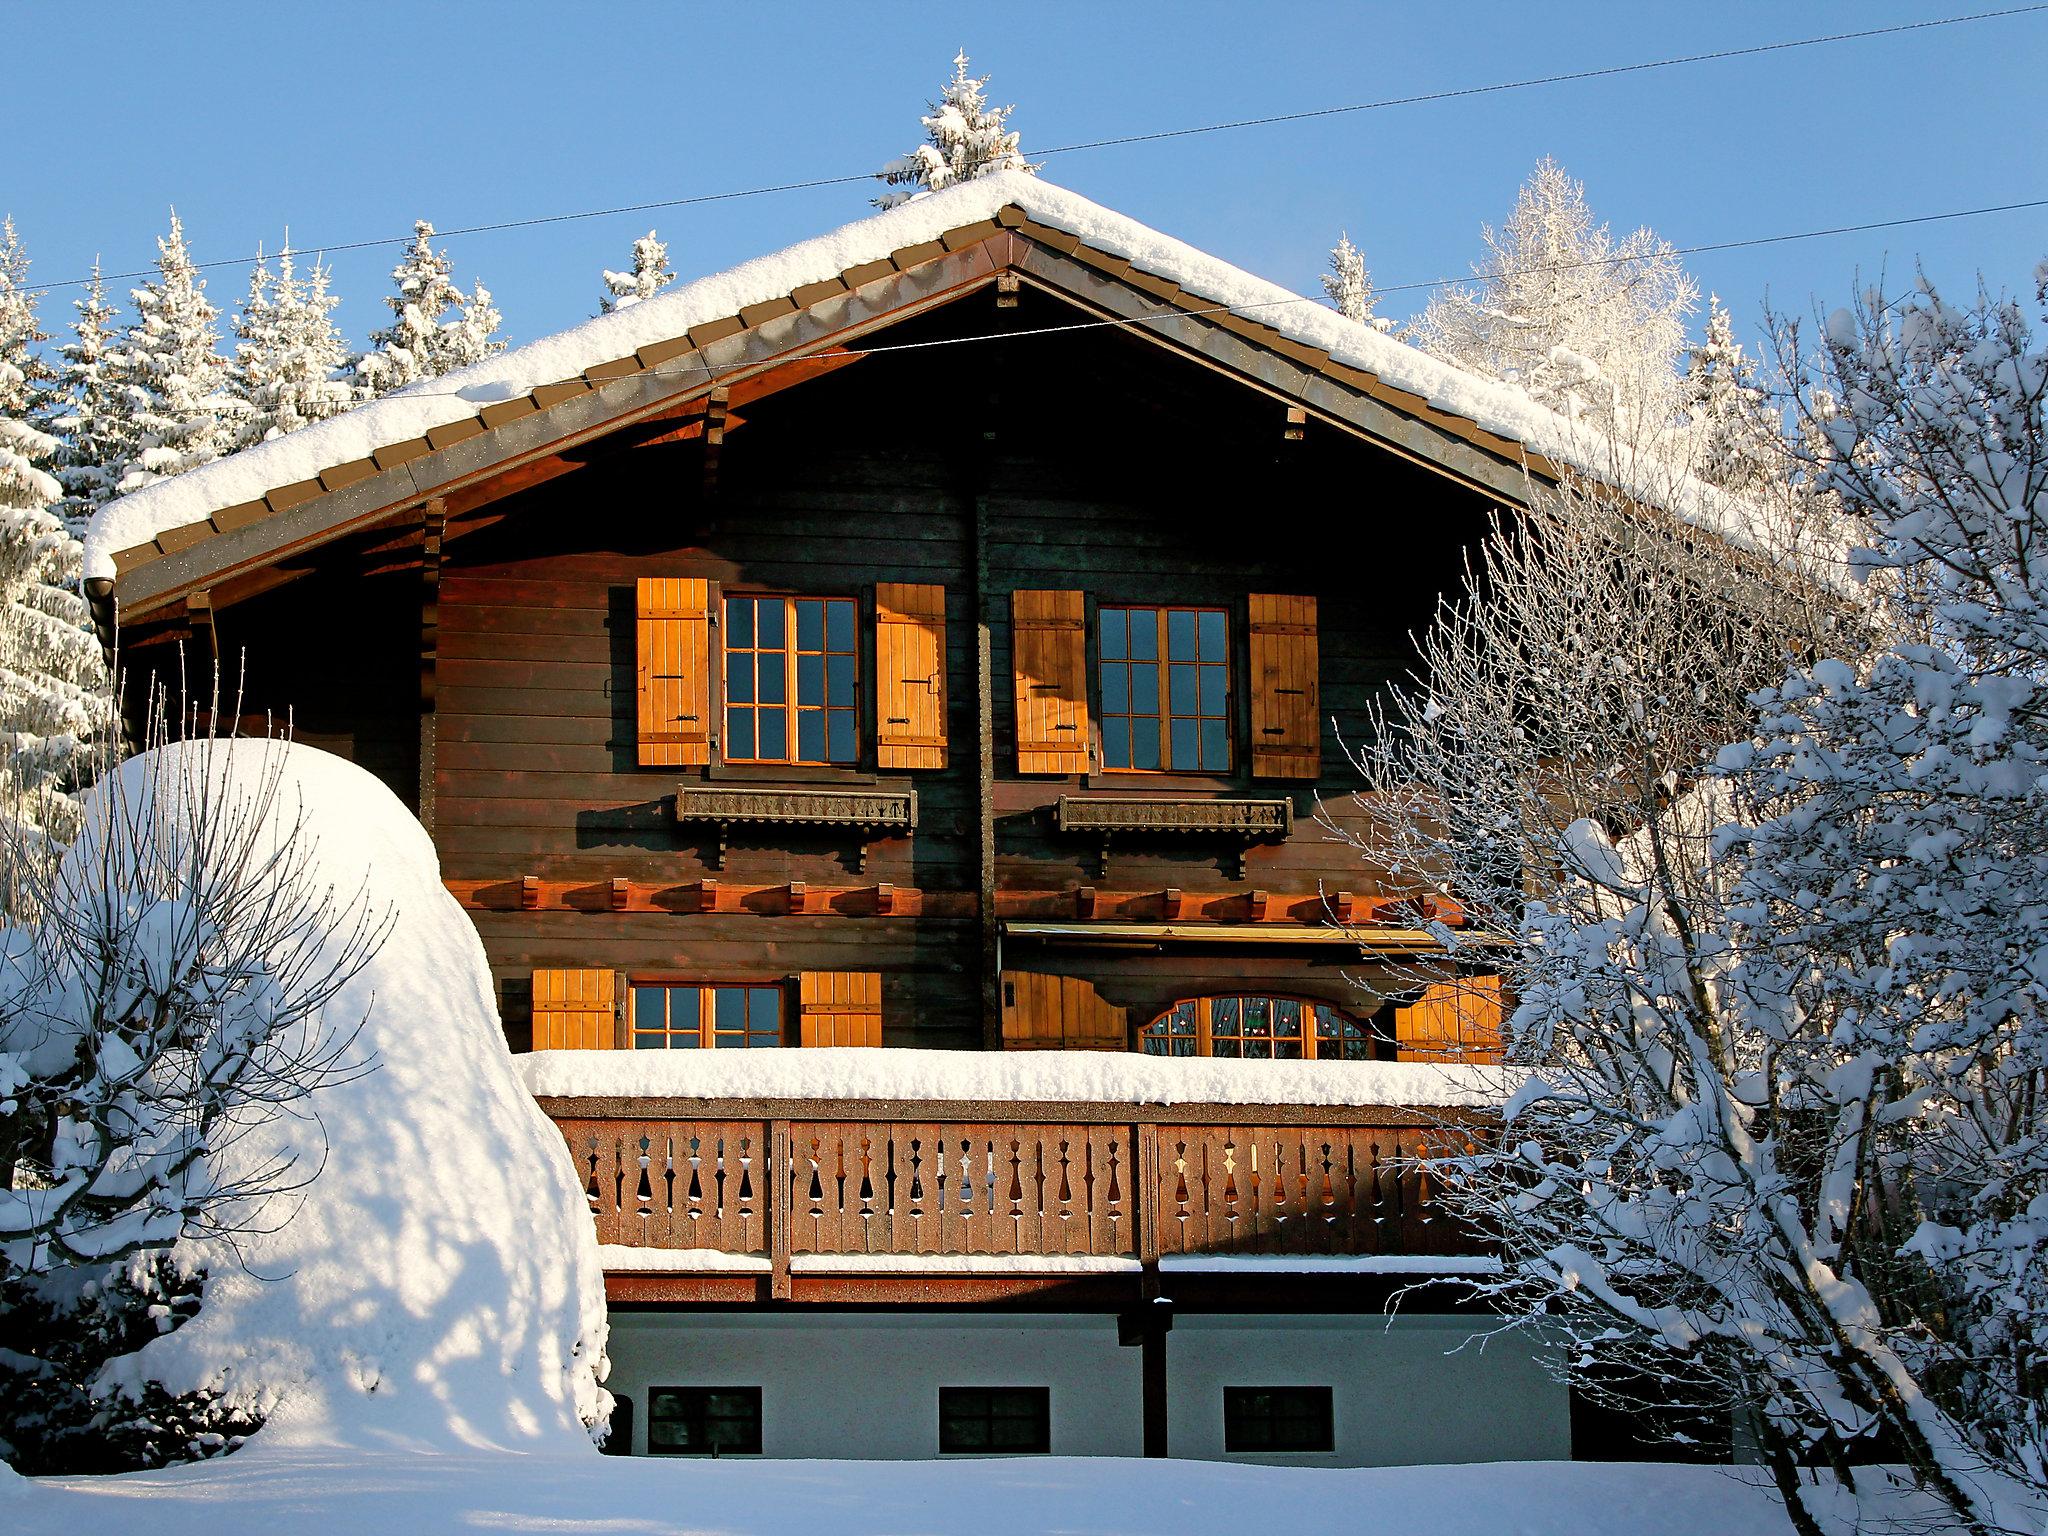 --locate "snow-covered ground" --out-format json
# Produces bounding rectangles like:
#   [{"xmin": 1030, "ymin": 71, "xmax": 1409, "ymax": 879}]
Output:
[{"xmin": 1, "ymin": 1448, "xmax": 1864, "ymax": 1536}]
